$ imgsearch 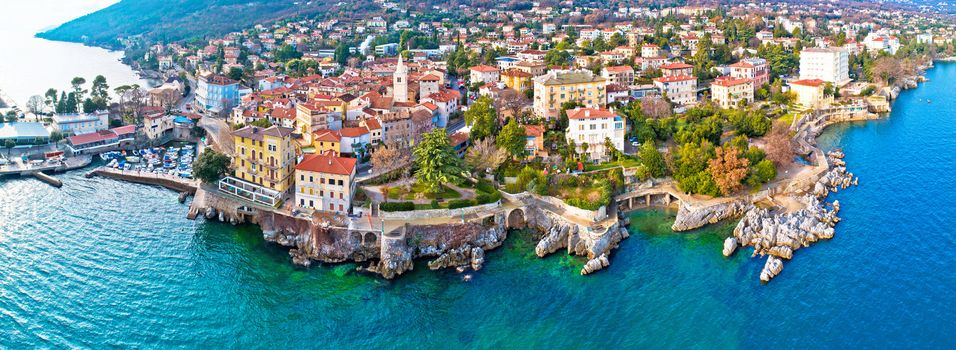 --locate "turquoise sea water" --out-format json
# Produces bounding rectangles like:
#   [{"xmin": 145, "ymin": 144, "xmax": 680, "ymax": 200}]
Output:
[{"xmin": 4, "ymin": 64, "xmax": 956, "ymax": 348}]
